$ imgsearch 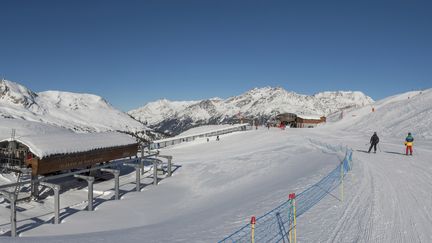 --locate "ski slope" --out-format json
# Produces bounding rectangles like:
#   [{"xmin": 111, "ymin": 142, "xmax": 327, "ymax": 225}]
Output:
[
  {"xmin": 331, "ymin": 88, "xmax": 432, "ymax": 139},
  {"xmin": 0, "ymin": 128, "xmax": 343, "ymax": 242},
  {"xmin": 295, "ymin": 129, "xmax": 432, "ymax": 242},
  {"xmin": 1, "ymin": 89, "xmax": 432, "ymax": 242}
]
